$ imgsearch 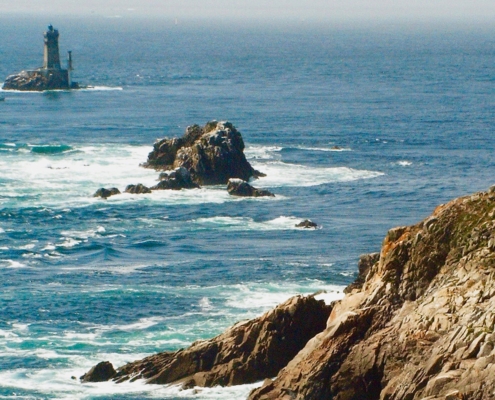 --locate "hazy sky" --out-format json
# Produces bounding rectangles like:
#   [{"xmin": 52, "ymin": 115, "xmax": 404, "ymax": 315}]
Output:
[{"xmin": 1, "ymin": 0, "xmax": 495, "ymax": 23}]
